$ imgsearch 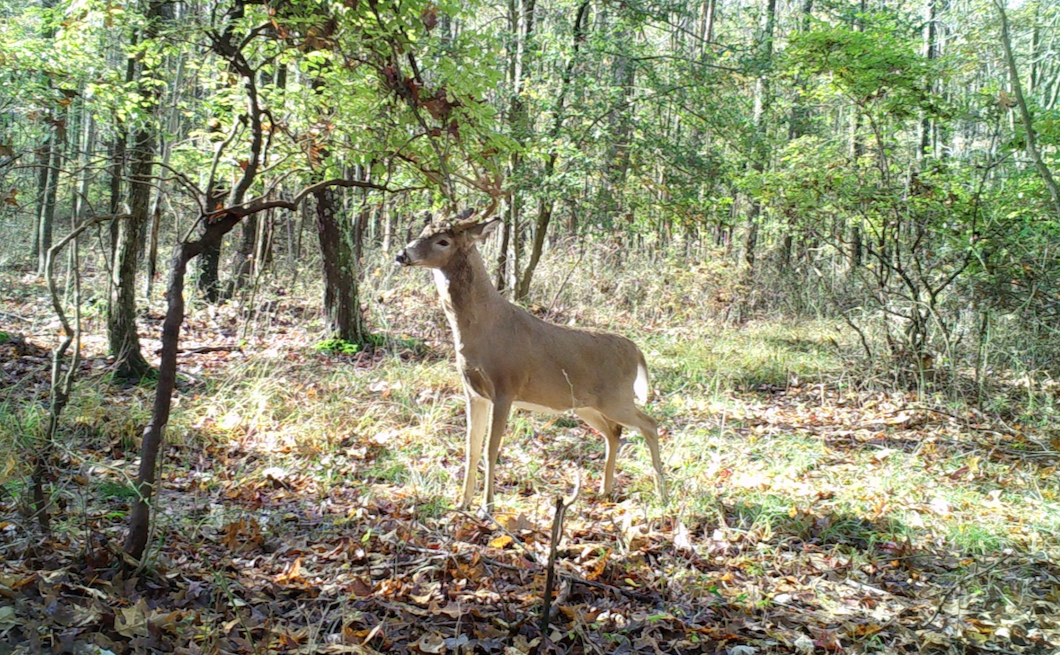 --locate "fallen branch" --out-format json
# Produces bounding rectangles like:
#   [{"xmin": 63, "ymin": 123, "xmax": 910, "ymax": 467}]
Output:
[
  {"xmin": 538, "ymin": 473, "xmax": 581, "ymax": 643},
  {"xmin": 155, "ymin": 345, "xmax": 243, "ymax": 355}
]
